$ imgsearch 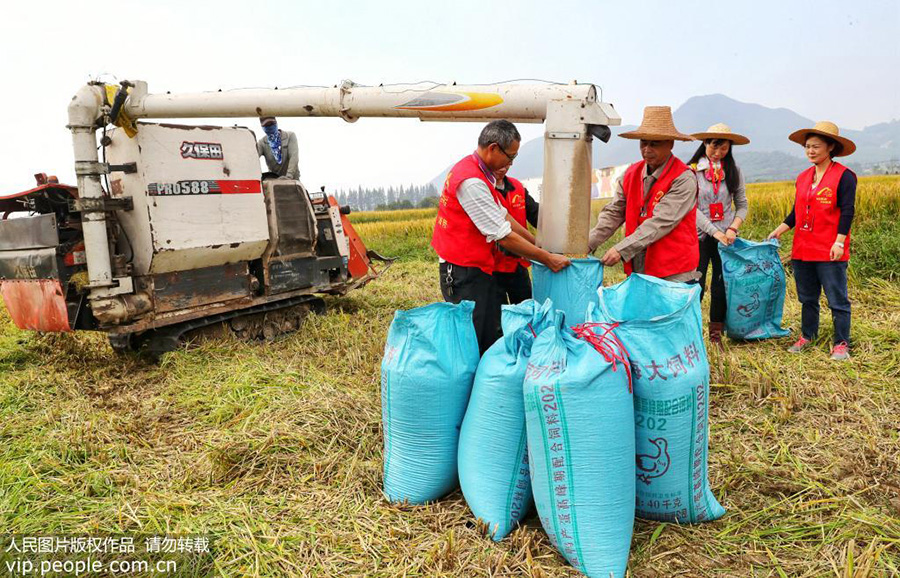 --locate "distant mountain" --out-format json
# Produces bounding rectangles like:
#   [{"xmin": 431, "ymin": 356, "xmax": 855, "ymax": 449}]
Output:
[
  {"xmin": 732, "ymin": 152, "xmax": 809, "ymax": 183},
  {"xmin": 430, "ymin": 94, "xmax": 900, "ymax": 185}
]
